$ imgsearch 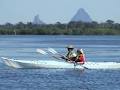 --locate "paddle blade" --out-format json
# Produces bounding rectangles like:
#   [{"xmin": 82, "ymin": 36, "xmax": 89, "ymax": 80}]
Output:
[
  {"xmin": 36, "ymin": 49, "xmax": 47, "ymax": 55},
  {"xmin": 48, "ymin": 48, "xmax": 58, "ymax": 54}
]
